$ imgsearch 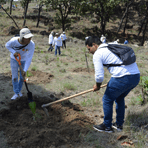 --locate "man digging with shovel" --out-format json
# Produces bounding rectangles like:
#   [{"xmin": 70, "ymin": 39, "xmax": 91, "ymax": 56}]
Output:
[
  {"xmin": 5, "ymin": 28, "xmax": 35, "ymax": 100},
  {"xmin": 85, "ymin": 36, "xmax": 140, "ymax": 133}
]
